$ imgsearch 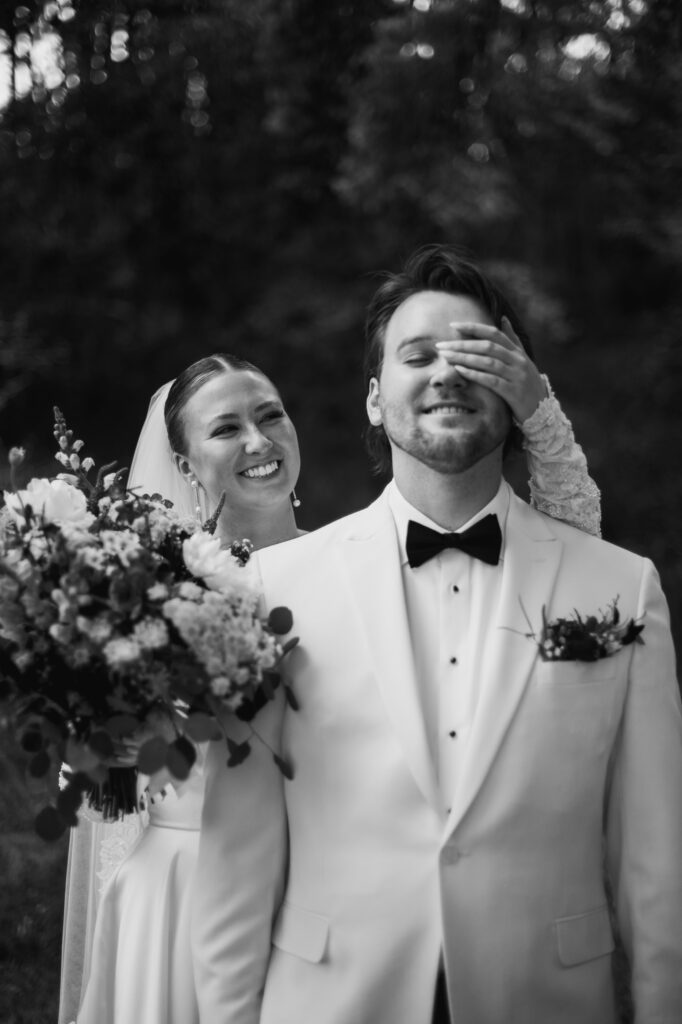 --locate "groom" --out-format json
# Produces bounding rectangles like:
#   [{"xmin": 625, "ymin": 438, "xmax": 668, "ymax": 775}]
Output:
[{"xmin": 193, "ymin": 246, "xmax": 682, "ymax": 1024}]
